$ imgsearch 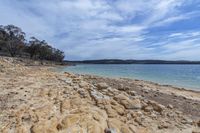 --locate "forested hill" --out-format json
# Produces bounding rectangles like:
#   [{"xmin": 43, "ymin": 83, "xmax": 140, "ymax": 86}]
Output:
[{"xmin": 65, "ymin": 59, "xmax": 200, "ymax": 64}]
